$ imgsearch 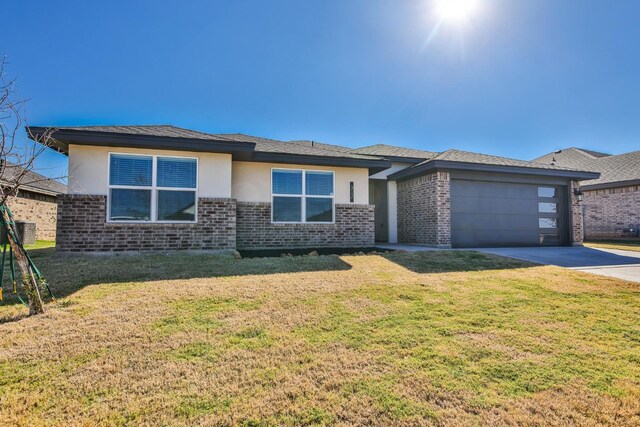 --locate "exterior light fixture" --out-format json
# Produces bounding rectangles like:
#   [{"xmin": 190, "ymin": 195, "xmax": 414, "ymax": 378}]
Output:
[{"xmin": 573, "ymin": 188, "xmax": 584, "ymax": 202}]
